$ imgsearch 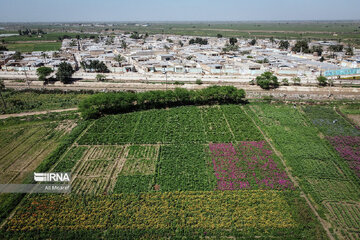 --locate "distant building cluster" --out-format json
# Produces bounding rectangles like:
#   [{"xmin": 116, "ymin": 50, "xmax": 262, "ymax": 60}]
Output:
[{"xmin": 1, "ymin": 33, "xmax": 360, "ymax": 80}]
